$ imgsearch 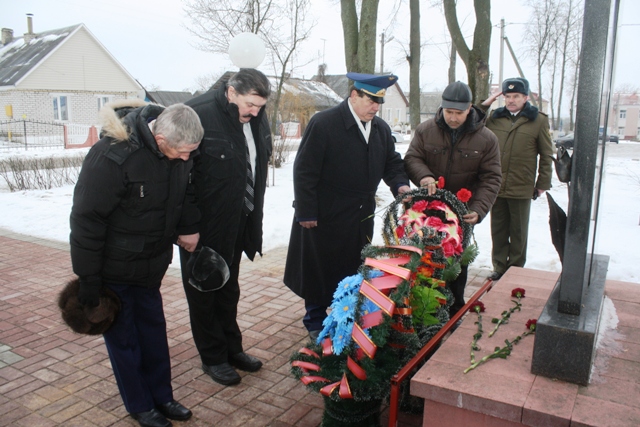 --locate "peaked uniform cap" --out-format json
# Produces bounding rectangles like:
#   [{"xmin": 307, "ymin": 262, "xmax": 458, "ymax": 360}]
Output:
[{"xmin": 347, "ymin": 72, "xmax": 398, "ymax": 104}]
